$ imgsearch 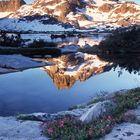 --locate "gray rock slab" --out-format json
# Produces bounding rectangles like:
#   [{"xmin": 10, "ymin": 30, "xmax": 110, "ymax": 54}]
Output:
[
  {"xmin": 80, "ymin": 100, "xmax": 116, "ymax": 123},
  {"xmin": 0, "ymin": 55, "xmax": 47, "ymax": 70},
  {"xmin": 0, "ymin": 117, "xmax": 48, "ymax": 140},
  {"xmin": 100, "ymin": 123, "xmax": 140, "ymax": 140}
]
